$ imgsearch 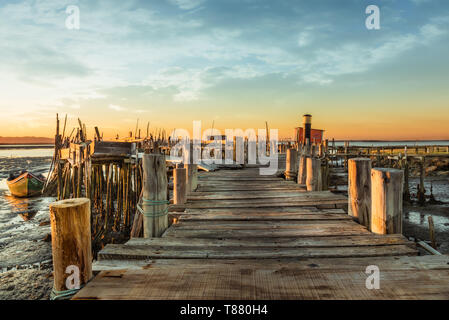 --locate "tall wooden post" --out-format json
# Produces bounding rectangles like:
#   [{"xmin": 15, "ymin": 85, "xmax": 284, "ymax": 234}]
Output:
[
  {"xmin": 402, "ymin": 157, "xmax": 411, "ymax": 203},
  {"xmin": 318, "ymin": 143, "xmax": 323, "ymax": 157},
  {"xmin": 306, "ymin": 158, "xmax": 321, "ymax": 191},
  {"xmin": 234, "ymin": 136, "xmax": 244, "ymax": 164},
  {"xmin": 285, "ymin": 148, "xmax": 298, "ymax": 181},
  {"xmin": 344, "ymin": 141, "xmax": 349, "ymax": 169},
  {"xmin": 142, "ymin": 154, "xmax": 169, "ymax": 238},
  {"xmin": 185, "ymin": 142, "xmax": 198, "ymax": 193},
  {"xmin": 320, "ymin": 160, "xmax": 330, "ymax": 191},
  {"xmin": 185, "ymin": 164, "xmax": 198, "ymax": 193},
  {"xmin": 348, "ymin": 158, "xmax": 372, "ymax": 229},
  {"xmin": 173, "ymin": 167, "xmax": 187, "ymax": 205},
  {"xmin": 311, "ymin": 144, "xmax": 316, "ymax": 157},
  {"xmin": 371, "ymin": 168, "xmax": 404, "ymax": 235},
  {"xmin": 49, "ymin": 198, "xmax": 92, "ymax": 299},
  {"xmin": 298, "ymin": 155, "xmax": 308, "ymax": 185},
  {"xmin": 418, "ymin": 157, "xmax": 426, "ymax": 205},
  {"xmin": 428, "ymin": 216, "xmax": 437, "ymax": 249}
]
